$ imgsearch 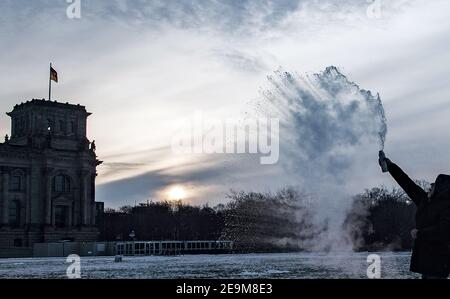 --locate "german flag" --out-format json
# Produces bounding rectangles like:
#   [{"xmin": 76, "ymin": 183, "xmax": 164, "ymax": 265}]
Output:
[{"xmin": 50, "ymin": 66, "xmax": 58, "ymax": 83}]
